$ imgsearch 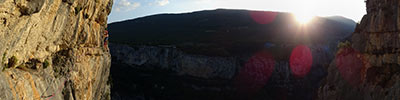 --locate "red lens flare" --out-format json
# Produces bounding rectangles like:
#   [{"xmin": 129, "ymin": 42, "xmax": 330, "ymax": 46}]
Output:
[
  {"xmin": 249, "ymin": 11, "xmax": 278, "ymax": 25},
  {"xmin": 235, "ymin": 51, "xmax": 275, "ymax": 94},
  {"xmin": 290, "ymin": 45, "xmax": 313, "ymax": 78},
  {"xmin": 335, "ymin": 47, "xmax": 367, "ymax": 86}
]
